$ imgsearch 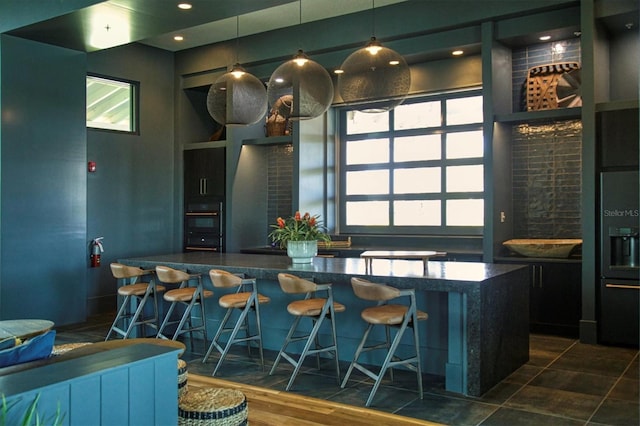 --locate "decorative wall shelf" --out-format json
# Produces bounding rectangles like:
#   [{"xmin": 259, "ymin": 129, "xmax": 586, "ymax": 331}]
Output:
[
  {"xmin": 495, "ymin": 107, "xmax": 582, "ymax": 124},
  {"xmin": 242, "ymin": 135, "xmax": 292, "ymax": 146},
  {"xmin": 183, "ymin": 140, "xmax": 227, "ymax": 151},
  {"xmin": 595, "ymin": 100, "xmax": 639, "ymax": 112}
]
